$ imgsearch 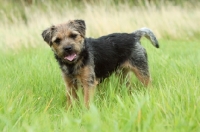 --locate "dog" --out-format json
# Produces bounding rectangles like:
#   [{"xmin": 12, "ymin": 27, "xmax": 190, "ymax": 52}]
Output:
[{"xmin": 41, "ymin": 19, "xmax": 159, "ymax": 108}]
